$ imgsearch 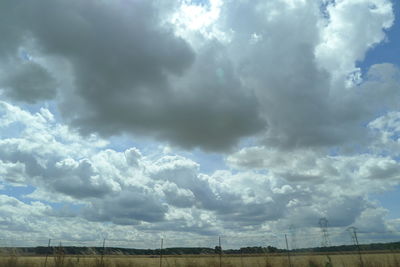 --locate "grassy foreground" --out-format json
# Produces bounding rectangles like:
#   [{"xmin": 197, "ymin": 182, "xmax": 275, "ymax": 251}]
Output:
[{"xmin": 1, "ymin": 253, "xmax": 400, "ymax": 267}]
